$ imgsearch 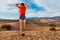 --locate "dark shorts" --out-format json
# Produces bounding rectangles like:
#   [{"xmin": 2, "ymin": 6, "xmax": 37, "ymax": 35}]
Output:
[{"xmin": 20, "ymin": 16, "xmax": 26, "ymax": 20}]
